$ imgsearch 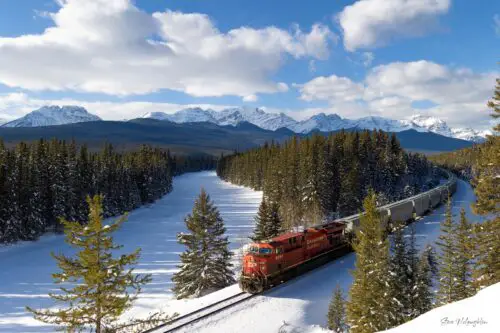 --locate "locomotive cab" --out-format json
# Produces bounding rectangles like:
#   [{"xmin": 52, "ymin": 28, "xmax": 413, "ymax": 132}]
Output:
[{"xmin": 242, "ymin": 243, "xmax": 273, "ymax": 277}]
